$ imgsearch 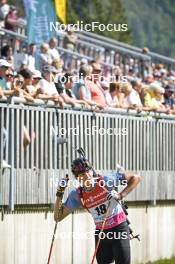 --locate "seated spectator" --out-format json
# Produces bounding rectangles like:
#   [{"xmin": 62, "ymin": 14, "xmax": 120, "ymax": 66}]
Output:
[
  {"xmin": 144, "ymin": 82, "xmax": 169, "ymax": 113},
  {"xmin": 49, "ymin": 38, "xmax": 60, "ymax": 61},
  {"xmin": 0, "ymin": 58, "xmax": 12, "ymax": 90},
  {"xmin": 13, "ymin": 45, "xmax": 28, "ymax": 72},
  {"xmin": 26, "ymin": 43, "xmax": 36, "ymax": 72},
  {"xmin": 63, "ymin": 30, "xmax": 77, "ymax": 51},
  {"xmin": 0, "ymin": 0, "xmax": 9, "ymax": 22},
  {"xmin": 38, "ymin": 65, "xmax": 64, "ymax": 108},
  {"xmin": 4, "ymin": 5, "xmax": 17, "ymax": 31},
  {"xmin": 38, "ymin": 43, "xmax": 52, "ymax": 72}
]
